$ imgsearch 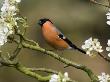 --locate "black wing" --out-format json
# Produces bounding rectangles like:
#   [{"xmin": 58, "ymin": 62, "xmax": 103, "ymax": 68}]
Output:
[
  {"xmin": 58, "ymin": 34, "xmax": 77, "ymax": 48},
  {"xmin": 58, "ymin": 34, "xmax": 86, "ymax": 54}
]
